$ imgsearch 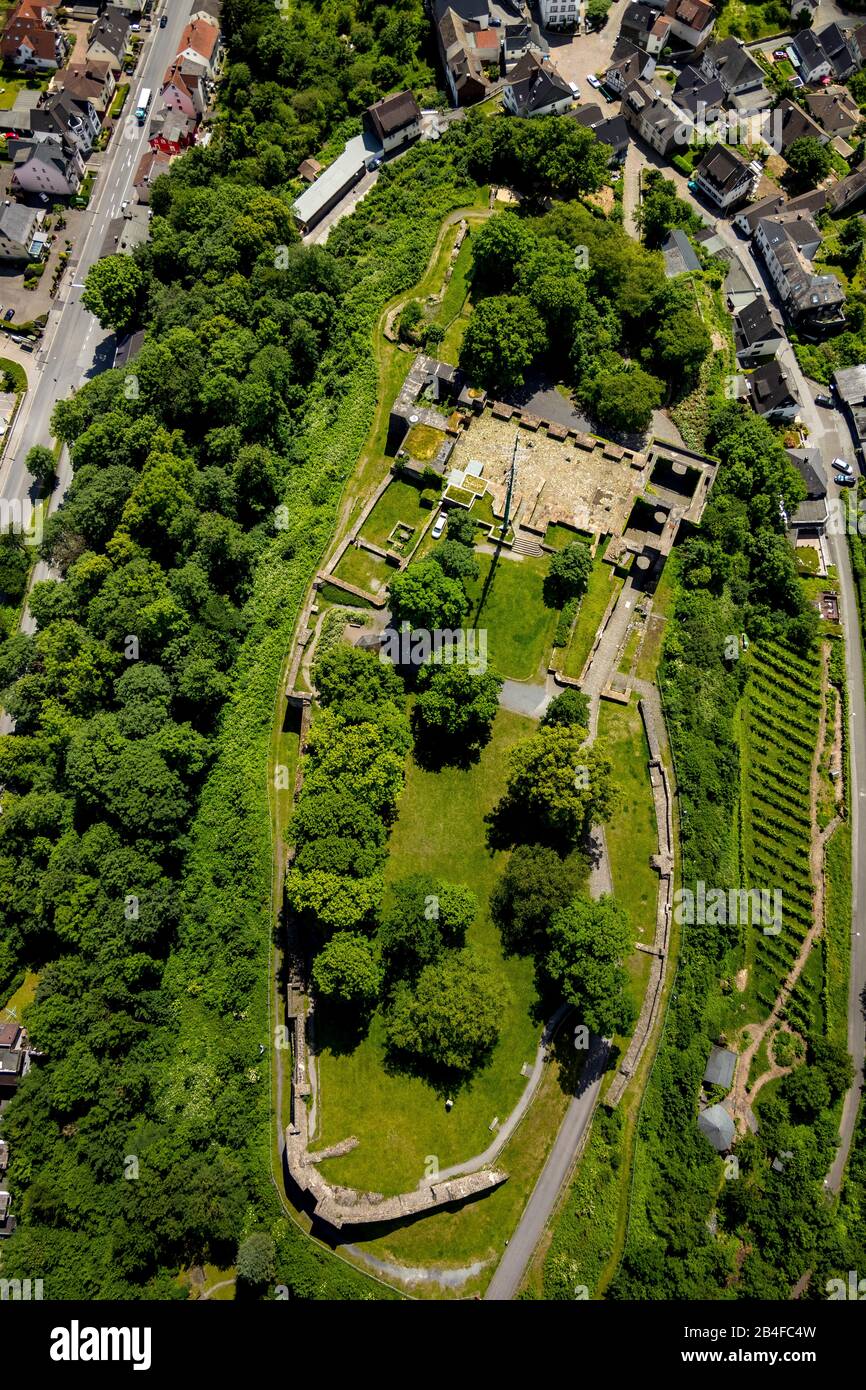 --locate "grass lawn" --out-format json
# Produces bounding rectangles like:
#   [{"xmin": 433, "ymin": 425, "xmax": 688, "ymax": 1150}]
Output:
[
  {"xmin": 0, "ymin": 75, "xmax": 40, "ymax": 110},
  {"xmin": 0, "ymin": 356, "xmax": 26, "ymax": 391},
  {"xmin": 563, "ymin": 545, "xmax": 621, "ymax": 681},
  {"xmin": 318, "ymin": 580, "xmax": 376, "ymax": 609},
  {"xmin": 405, "ymin": 423, "xmax": 446, "ymax": 462},
  {"xmin": 824, "ymin": 820, "xmax": 851, "ymax": 1048},
  {"xmin": 432, "ymin": 234, "xmax": 474, "ymax": 368},
  {"xmin": 465, "ymin": 550, "xmax": 556, "ymax": 681},
  {"xmin": 332, "ymin": 544, "xmax": 391, "ymax": 596},
  {"xmin": 360, "ymin": 477, "xmax": 430, "ymax": 549},
  {"xmin": 545, "ymin": 521, "xmax": 594, "ymax": 549},
  {"xmin": 715, "ymin": 0, "xmax": 786, "ymax": 40},
  {"xmin": 315, "ymin": 708, "xmax": 542, "ymax": 1196},
  {"xmin": 636, "ymin": 556, "xmax": 676, "ymax": 682},
  {"xmin": 597, "ymin": 697, "xmax": 658, "ymax": 971},
  {"xmin": 2, "ymin": 969, "xmax": 38, "ymax": 1019}
]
